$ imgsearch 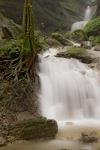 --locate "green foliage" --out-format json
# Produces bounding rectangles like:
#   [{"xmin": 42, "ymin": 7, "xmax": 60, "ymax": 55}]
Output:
[
  {"xmin": 84, "ymin": 17, "xmax": 100, "ymax": 36},
  {"xmin": 89, "ymin": 36, "xmax": 95, "ymax": 42},
  {"xmin": 94, "ymin": 35, "xmax": 100, "ymax": 44},
  {"xmin": 34, "ymin": 31, "xmax": 48, "ymax": 50},
  {"xmin": 89, "ymin": 35, "xmax": 100, "ymax": 44},
  {"xmin": 0, "ymin": 39, "xmax": 23, "ymax": 57},
  {"xmin": 71, "ymin": 29, "xmax": 88, "ymax": 42},
  {"xmin": 51, "ymin": 32, "xmax": 68, "ymax": 45}
]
